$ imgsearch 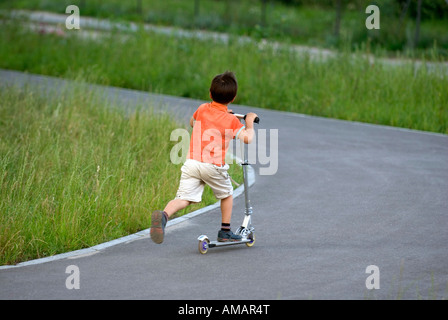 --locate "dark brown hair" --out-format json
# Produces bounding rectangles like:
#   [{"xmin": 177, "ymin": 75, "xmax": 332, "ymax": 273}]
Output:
[{"xmin": 209, "ymin": 71, "xmax": 238, "ymax": 104}]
